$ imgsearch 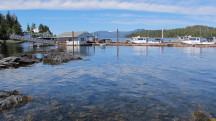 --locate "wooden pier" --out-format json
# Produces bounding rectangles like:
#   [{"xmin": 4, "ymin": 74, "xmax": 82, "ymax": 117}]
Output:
[
  {"xmin": 106, "ymin": 42, "xmax": 216, "ymax": 47},
  {"xmin": 9, "ymin": 34, "xmax": 56, "ymax": 46}
]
